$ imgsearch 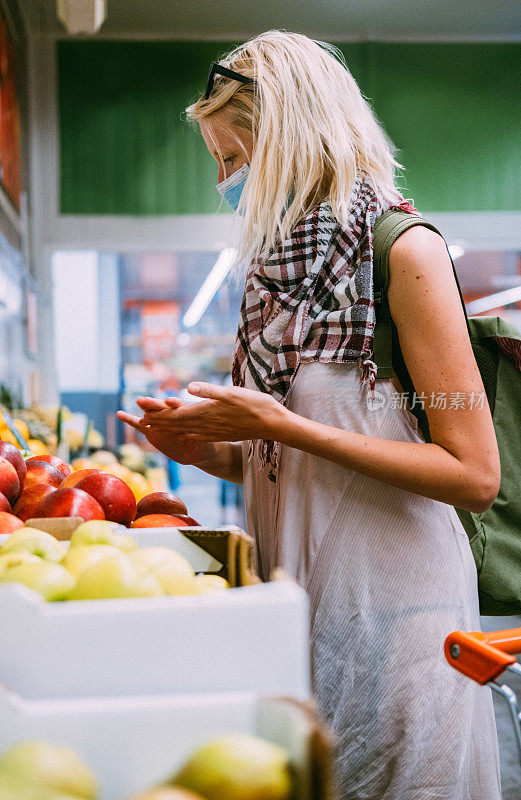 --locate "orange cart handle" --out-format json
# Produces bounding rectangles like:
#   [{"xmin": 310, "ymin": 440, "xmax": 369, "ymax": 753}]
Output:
[{"xmin": 444, "ymin": 629, "xmax": 521, "ymax": 685}]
